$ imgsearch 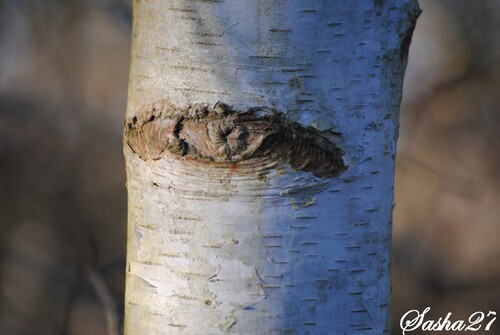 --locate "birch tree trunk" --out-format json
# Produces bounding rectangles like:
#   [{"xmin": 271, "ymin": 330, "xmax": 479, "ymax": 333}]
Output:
[{"xmin": 123, "ymin": 1, "xmax": 419, "ymax": 334}]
